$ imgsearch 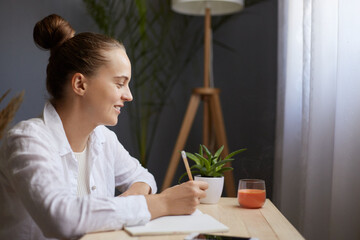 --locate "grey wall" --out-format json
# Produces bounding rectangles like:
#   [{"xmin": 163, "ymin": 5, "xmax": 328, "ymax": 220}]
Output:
[
  {"xmin": 0, "ymin": 0, "xmax": 98, "ymax": 123},
  {"xmin": 0, "ymin": 0, "xmax": 277, "ymax": 198}
]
